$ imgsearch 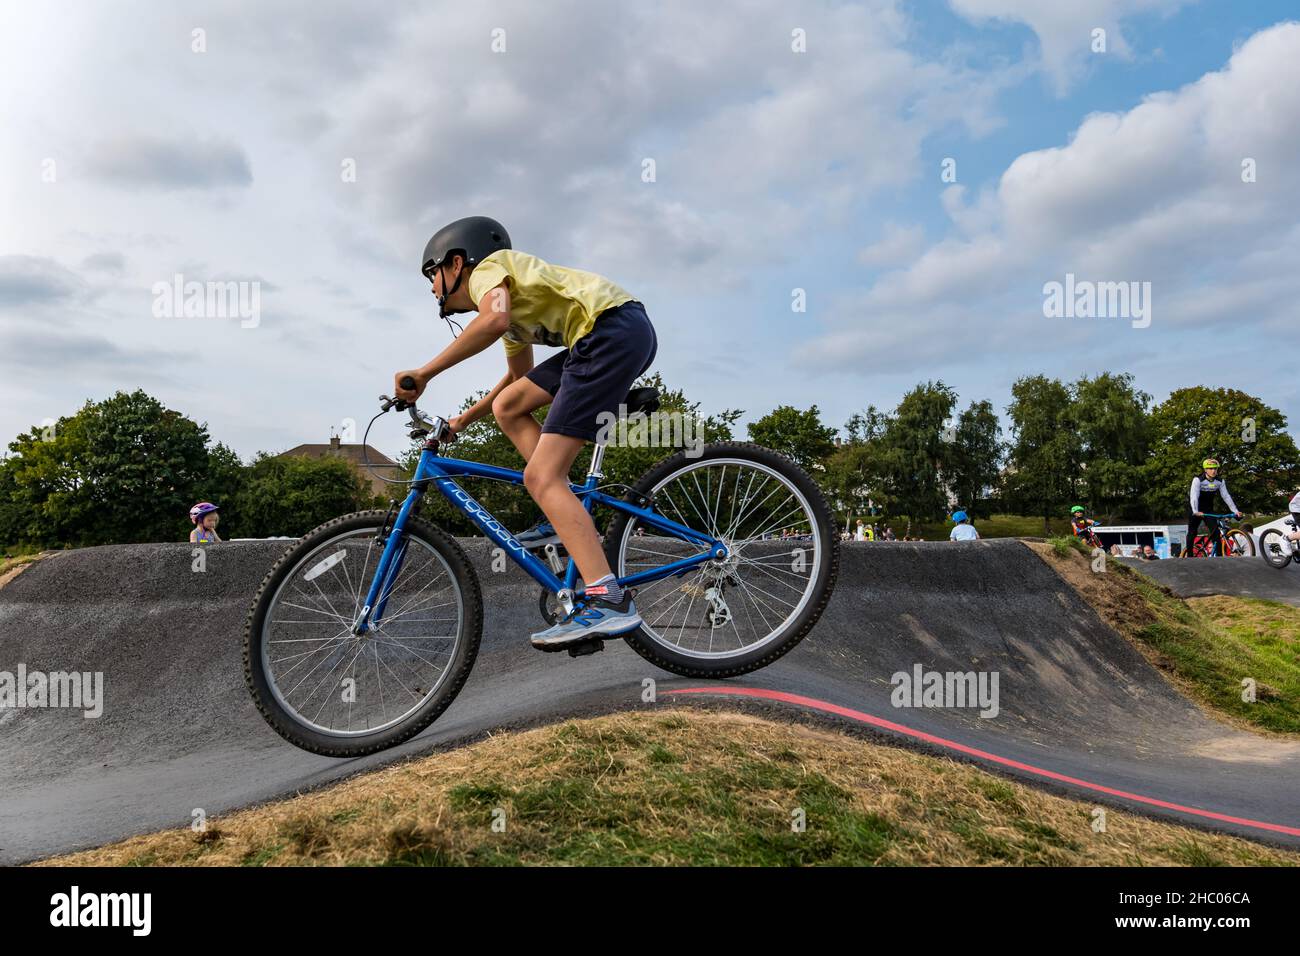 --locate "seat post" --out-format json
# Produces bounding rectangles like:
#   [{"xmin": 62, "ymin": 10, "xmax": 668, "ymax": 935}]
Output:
[{"xmin": 587, "ymin": 435, "xmax": 607, "ymax": 479}]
